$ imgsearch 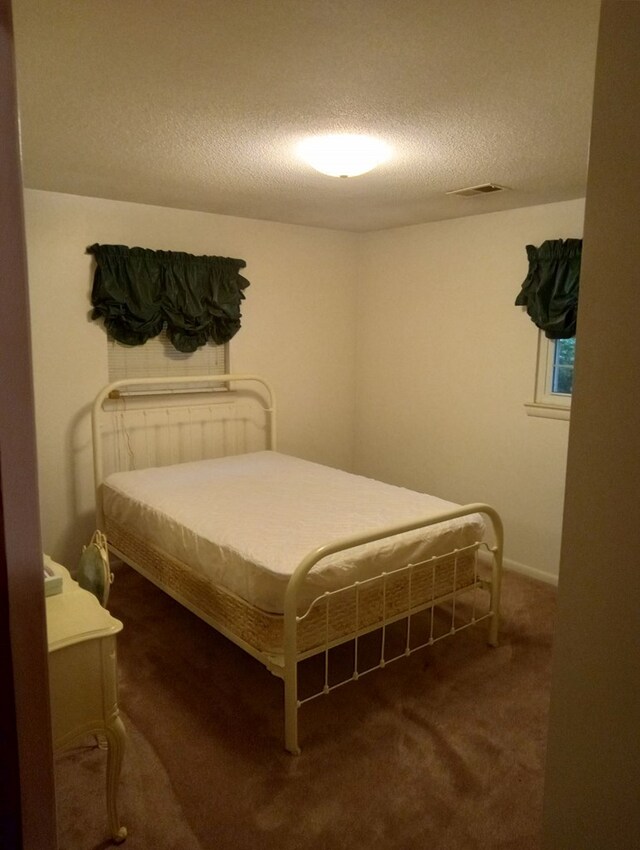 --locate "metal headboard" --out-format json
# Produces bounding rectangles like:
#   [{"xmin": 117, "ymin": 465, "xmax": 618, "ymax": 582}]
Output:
[{"xmin": 91, "ymin": 373, "xmax": 276, "ymax": 526}]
